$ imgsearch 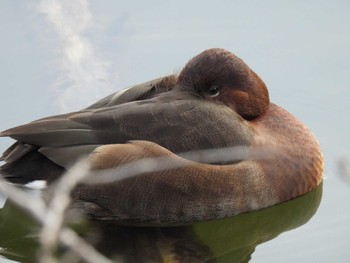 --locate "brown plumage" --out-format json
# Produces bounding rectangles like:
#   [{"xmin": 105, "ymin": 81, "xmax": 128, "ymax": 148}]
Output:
[{"xmin": 0, "ymin": 48, "xmax": 323, "ymax": 223}]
